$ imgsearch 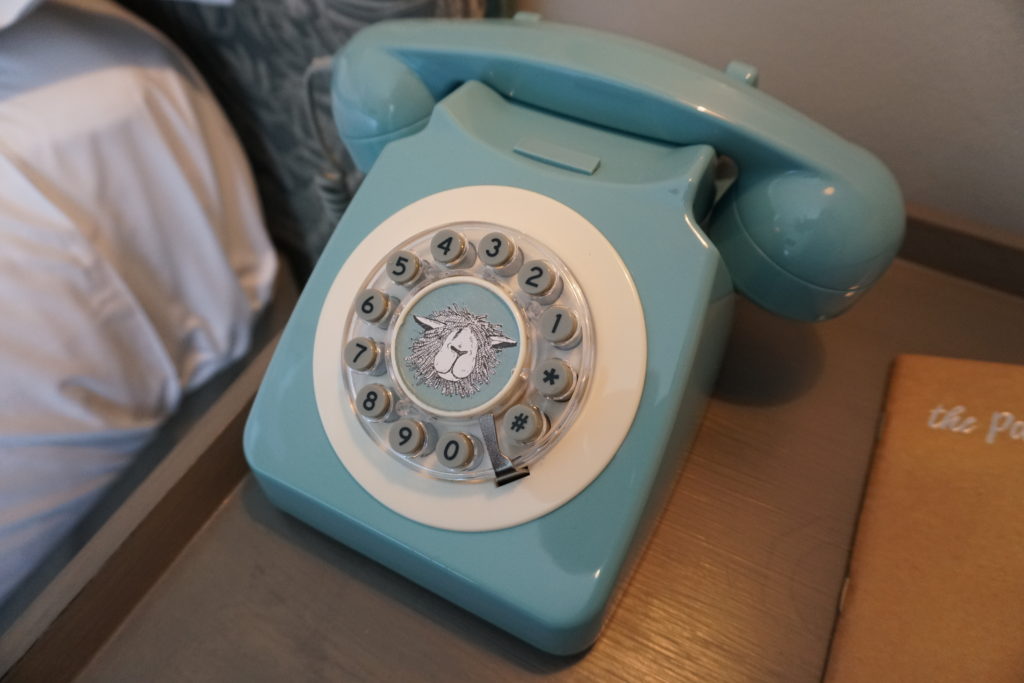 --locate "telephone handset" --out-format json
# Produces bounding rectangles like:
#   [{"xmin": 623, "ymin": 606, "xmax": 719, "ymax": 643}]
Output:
[
  {"xmin": 245, "ymin": 15, "xmax": 903, "ymax": 655},
  {"xmin": 332, "ymin": 14, "xmax": 904, "ymax": 321}
]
